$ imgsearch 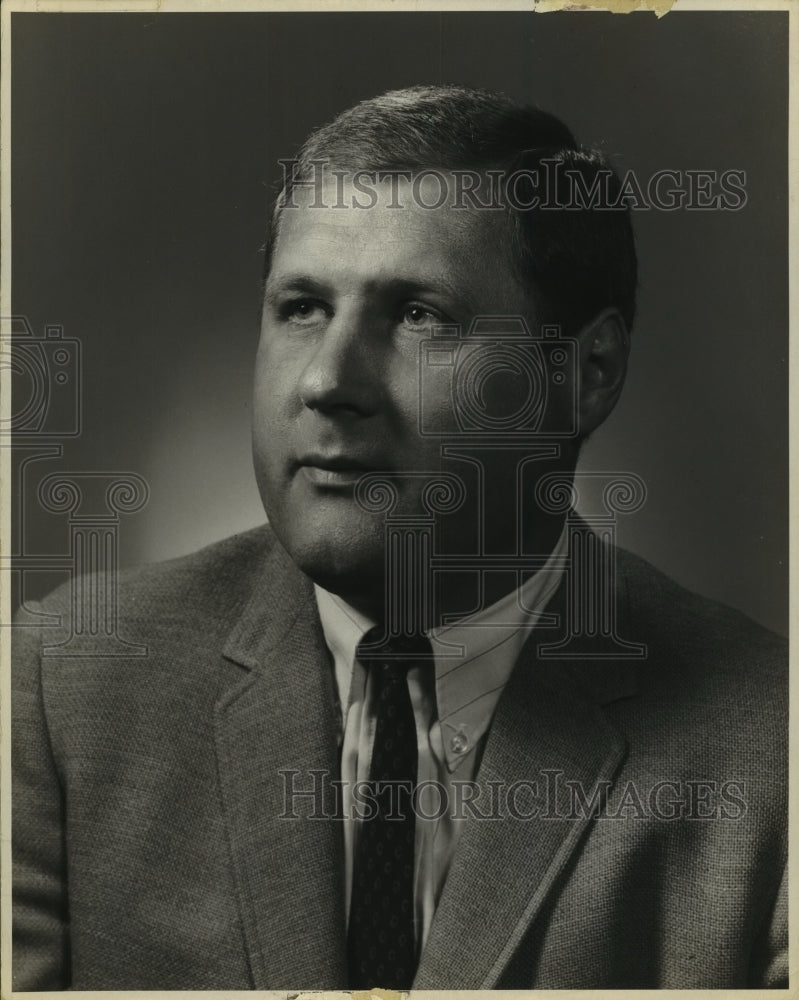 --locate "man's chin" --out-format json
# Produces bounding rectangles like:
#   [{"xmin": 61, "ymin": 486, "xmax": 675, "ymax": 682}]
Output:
[{"xmin": 271, "ymin": 520, "xmax": 387, "ymax": 614}]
